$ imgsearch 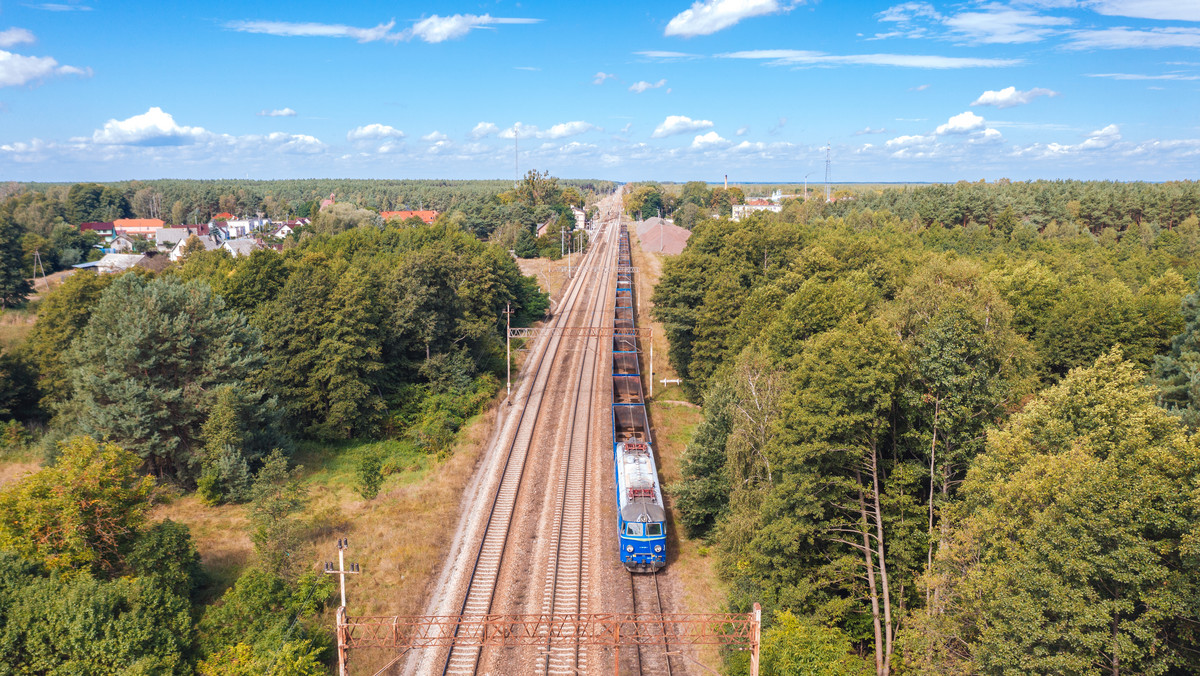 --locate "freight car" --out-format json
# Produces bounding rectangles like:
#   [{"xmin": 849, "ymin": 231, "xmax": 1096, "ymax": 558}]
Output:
[{"xmin": 612, "ymin": 224, "xmax": 667, "ymax": 572}]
